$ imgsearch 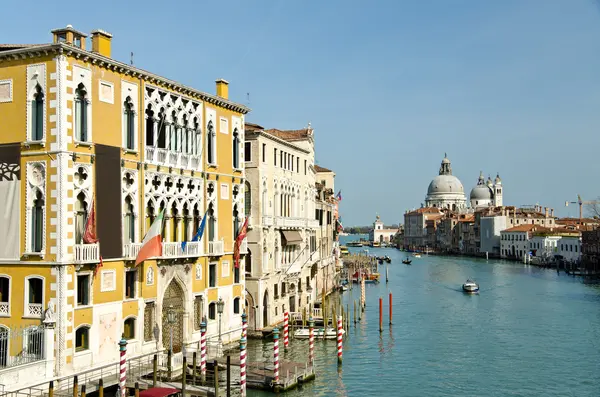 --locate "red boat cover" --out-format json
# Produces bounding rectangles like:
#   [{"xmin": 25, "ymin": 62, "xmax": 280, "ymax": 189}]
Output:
[{"xmin": 139, "ymin": 388, "xmax": 179, "ymax": 397}]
